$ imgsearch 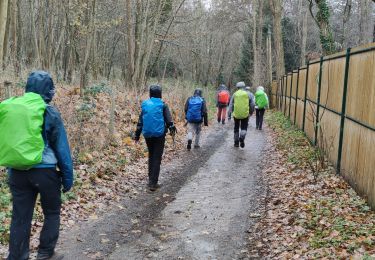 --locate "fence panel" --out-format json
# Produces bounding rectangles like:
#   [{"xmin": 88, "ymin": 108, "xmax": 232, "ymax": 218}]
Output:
[
  {"xmin": 272, "ymin": 42, "xmax": 375, "ymax": 209},
  {"xmin": 296, "ymin": 68, "xmax": 306, "ymax": 128}
]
